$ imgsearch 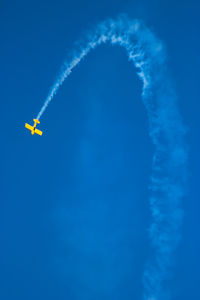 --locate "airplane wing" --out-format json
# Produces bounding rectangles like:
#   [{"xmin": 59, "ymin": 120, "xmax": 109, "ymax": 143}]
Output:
[
  {"xmin": 35, "ymin": 128, "xmax": 43, "ymax": 136},
  {"xmin": 25, "ymin": 123, "xmax": 33, "ymax": 131}
]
